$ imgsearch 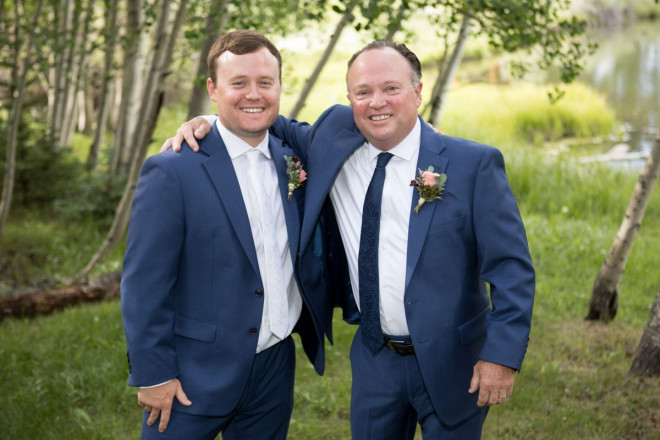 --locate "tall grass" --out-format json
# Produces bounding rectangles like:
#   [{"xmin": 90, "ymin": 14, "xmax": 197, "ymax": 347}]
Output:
[{"xmin": 440, "ymin": 83, "xmax": 616, "ymax": 147}]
